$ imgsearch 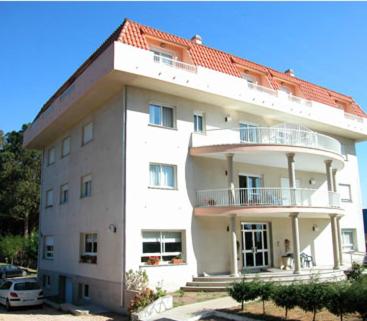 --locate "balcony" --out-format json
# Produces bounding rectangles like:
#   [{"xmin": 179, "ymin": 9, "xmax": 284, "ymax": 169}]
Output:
[
  {"xmin": 153, "ymin": 54, "xmax": 198, "ymax": 73},
  {"xmin": 191, "ymin": 125, "xmax": 344, "ymax": 173},
  {"xmin": 195, "ymin": 187, "xmax": 342, "ymax": 217}
]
